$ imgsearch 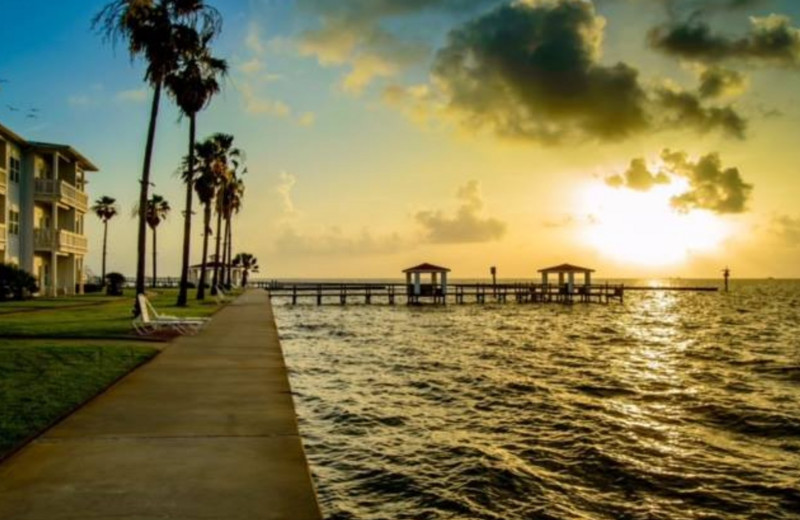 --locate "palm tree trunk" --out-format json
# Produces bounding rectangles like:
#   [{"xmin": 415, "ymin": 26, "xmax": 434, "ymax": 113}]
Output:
[
  {"xmin": 197, "ymin": 203, "xmax": 212, "ymax": 300},
  {"xmin": 222, "ymin": 215, "xmax": 231, "ymax": 288},
  {"xmin": 102, "ymin": 220, "xmax": 108, "ymax": 286},
  {"xmin": 135, "ymin": 82, "xmax": 162, "ymax": 302},
  {"xmin": 210, "ymin": 208, "xmax": 223, "ymax": 294},
  {"xmin": 151, "ymin": 226, "xmax": 157, "ymax": 289},
  {"xmin": 225, "ymin": 217, "xmax": 233, "ymax": 288},
  {"xmin": 177, "ymin": 114, "xmax": 196, "ymax": 307}
]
